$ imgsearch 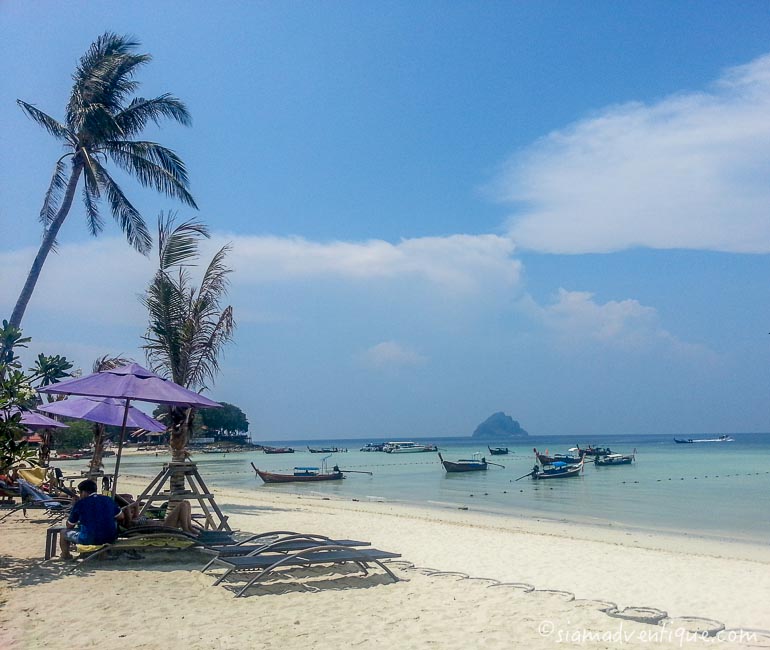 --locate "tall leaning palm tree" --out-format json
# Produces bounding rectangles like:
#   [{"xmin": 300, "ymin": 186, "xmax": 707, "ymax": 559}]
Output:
[
  {"xmin": 142, "ymin": 214, "xmax": 234, "ymax": 479},
  {"xmin": 9, "ymin": 32, "xmax": 197, "ymax": 330}
]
